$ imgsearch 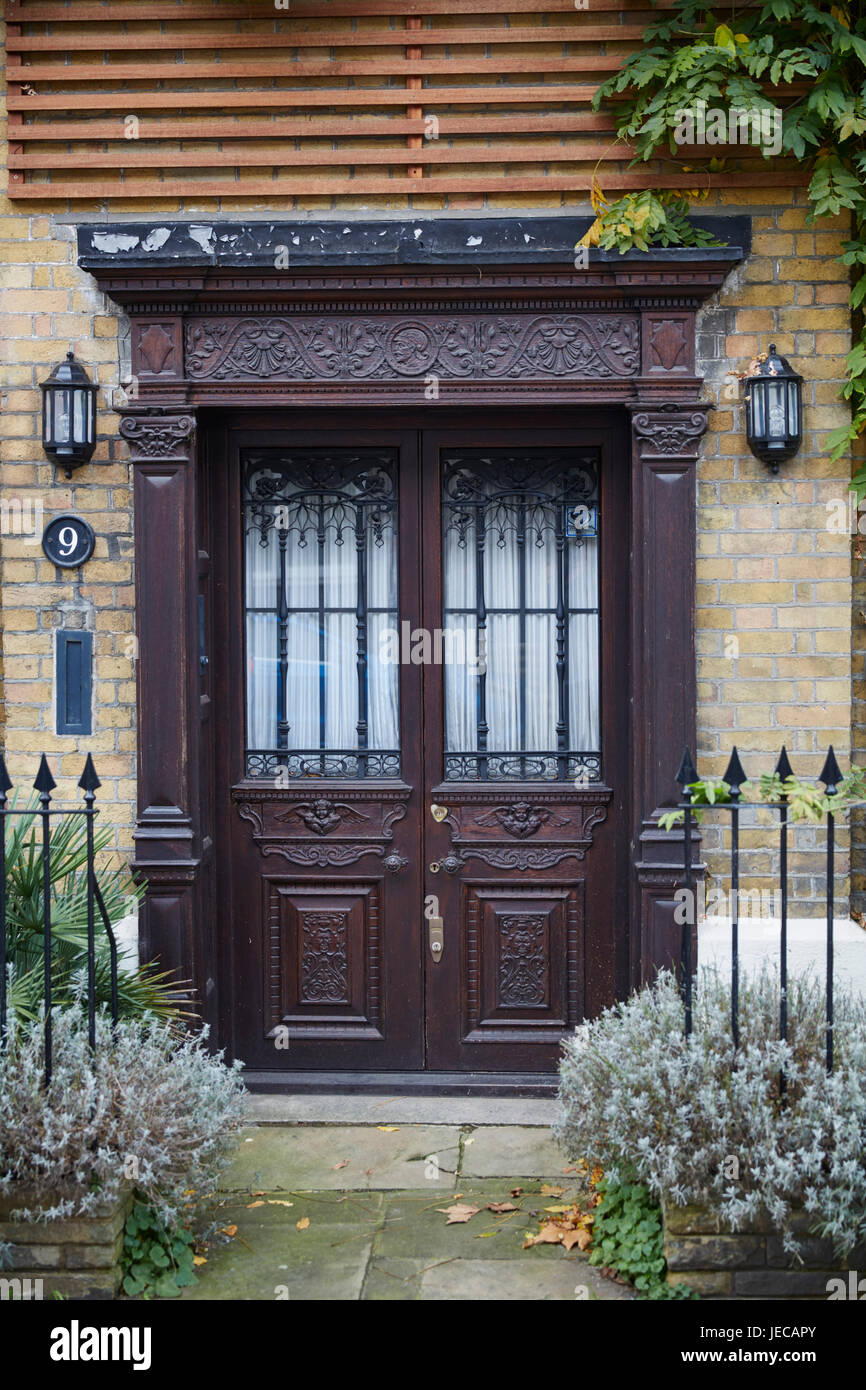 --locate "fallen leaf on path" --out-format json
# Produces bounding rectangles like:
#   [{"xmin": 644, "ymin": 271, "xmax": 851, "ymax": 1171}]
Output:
[
  {"xmin": 220, "ymin": 1225, "xmax": 238, "ymax": 1237},
  {"xmin": 296, "ymin": 1217, "xmax": 310, "ymax": 1231},
  {"xmin": 566, "ymin": 1228, "xmax": 593, "ymax": 1252},
  {"xmin": 544, "ymin": 1204, "xmax": 571, "ymax": 1214},
  {"xmin": 540, "ymin": 1184, "xmax": 564, "ymax": 1197},
  {"xmin": 436, "ymin": 1203, "xmax": 480, "ymax": 1224},
  {"xmin": 268, "ymin": 1200, "xmax": 294, "ymax": 1207},
  {"xmin": 487, "ymin": 1202, "xmax": 517, "ymax": 1214},
  {"xmin": 333, "ymin": 1160, "xmax": 349, "ymax": 1170},
  {"xmin": 193, "ymin": 1255, "xmax": 207, "ymax": 1266},
  {"xmin": 475, "ymin": 1232, "xmax": 497, "ymax": 1239},
  {"xmin": 530, "ymin": 1224, "xmax": 561, "ymax": 1247},
  {"xmin": 510, "ymin": 1187, "xmax": 524, "ymax": 1198},
  {"xmin": 376, "ymin": 1125, "xmax": 400, "ymax": 1132},
  {"xmin": 246, "ymin": 1200, "xmax": 265, "ymax": 1209}
]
